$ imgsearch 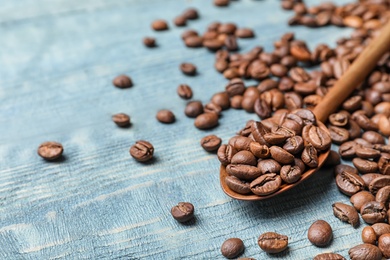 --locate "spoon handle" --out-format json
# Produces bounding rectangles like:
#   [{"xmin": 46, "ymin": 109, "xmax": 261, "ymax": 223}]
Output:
[{"xmin": 313, "ymin": 19, "xmax": 390, "ymax": 123}]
